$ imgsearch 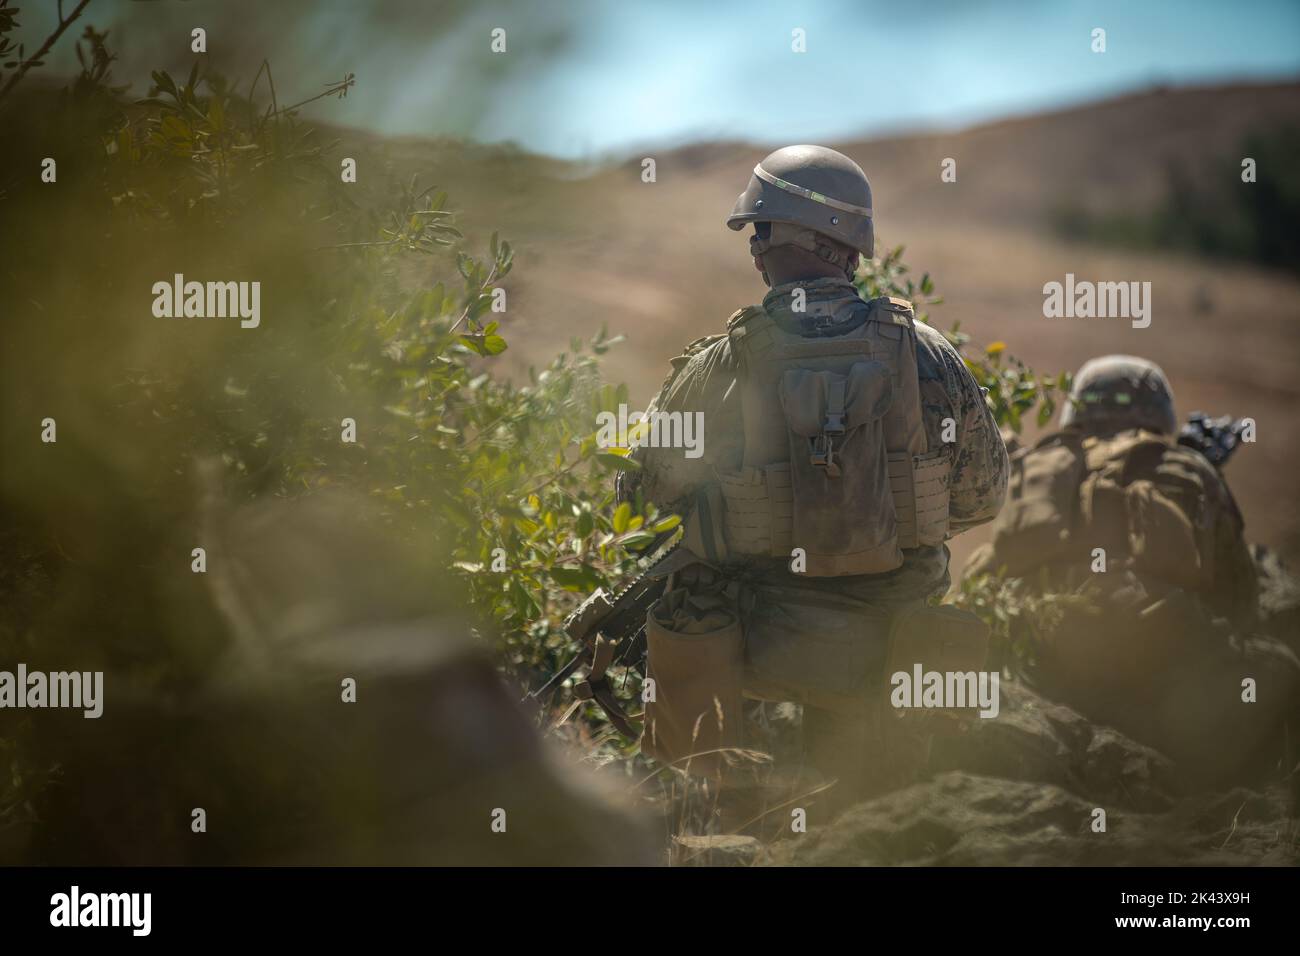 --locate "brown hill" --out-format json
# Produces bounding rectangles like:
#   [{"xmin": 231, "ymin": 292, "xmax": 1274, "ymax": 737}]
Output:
[{"xmin": 344, "ymin": 80, "xmax": 1300, "ymax": 568}]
